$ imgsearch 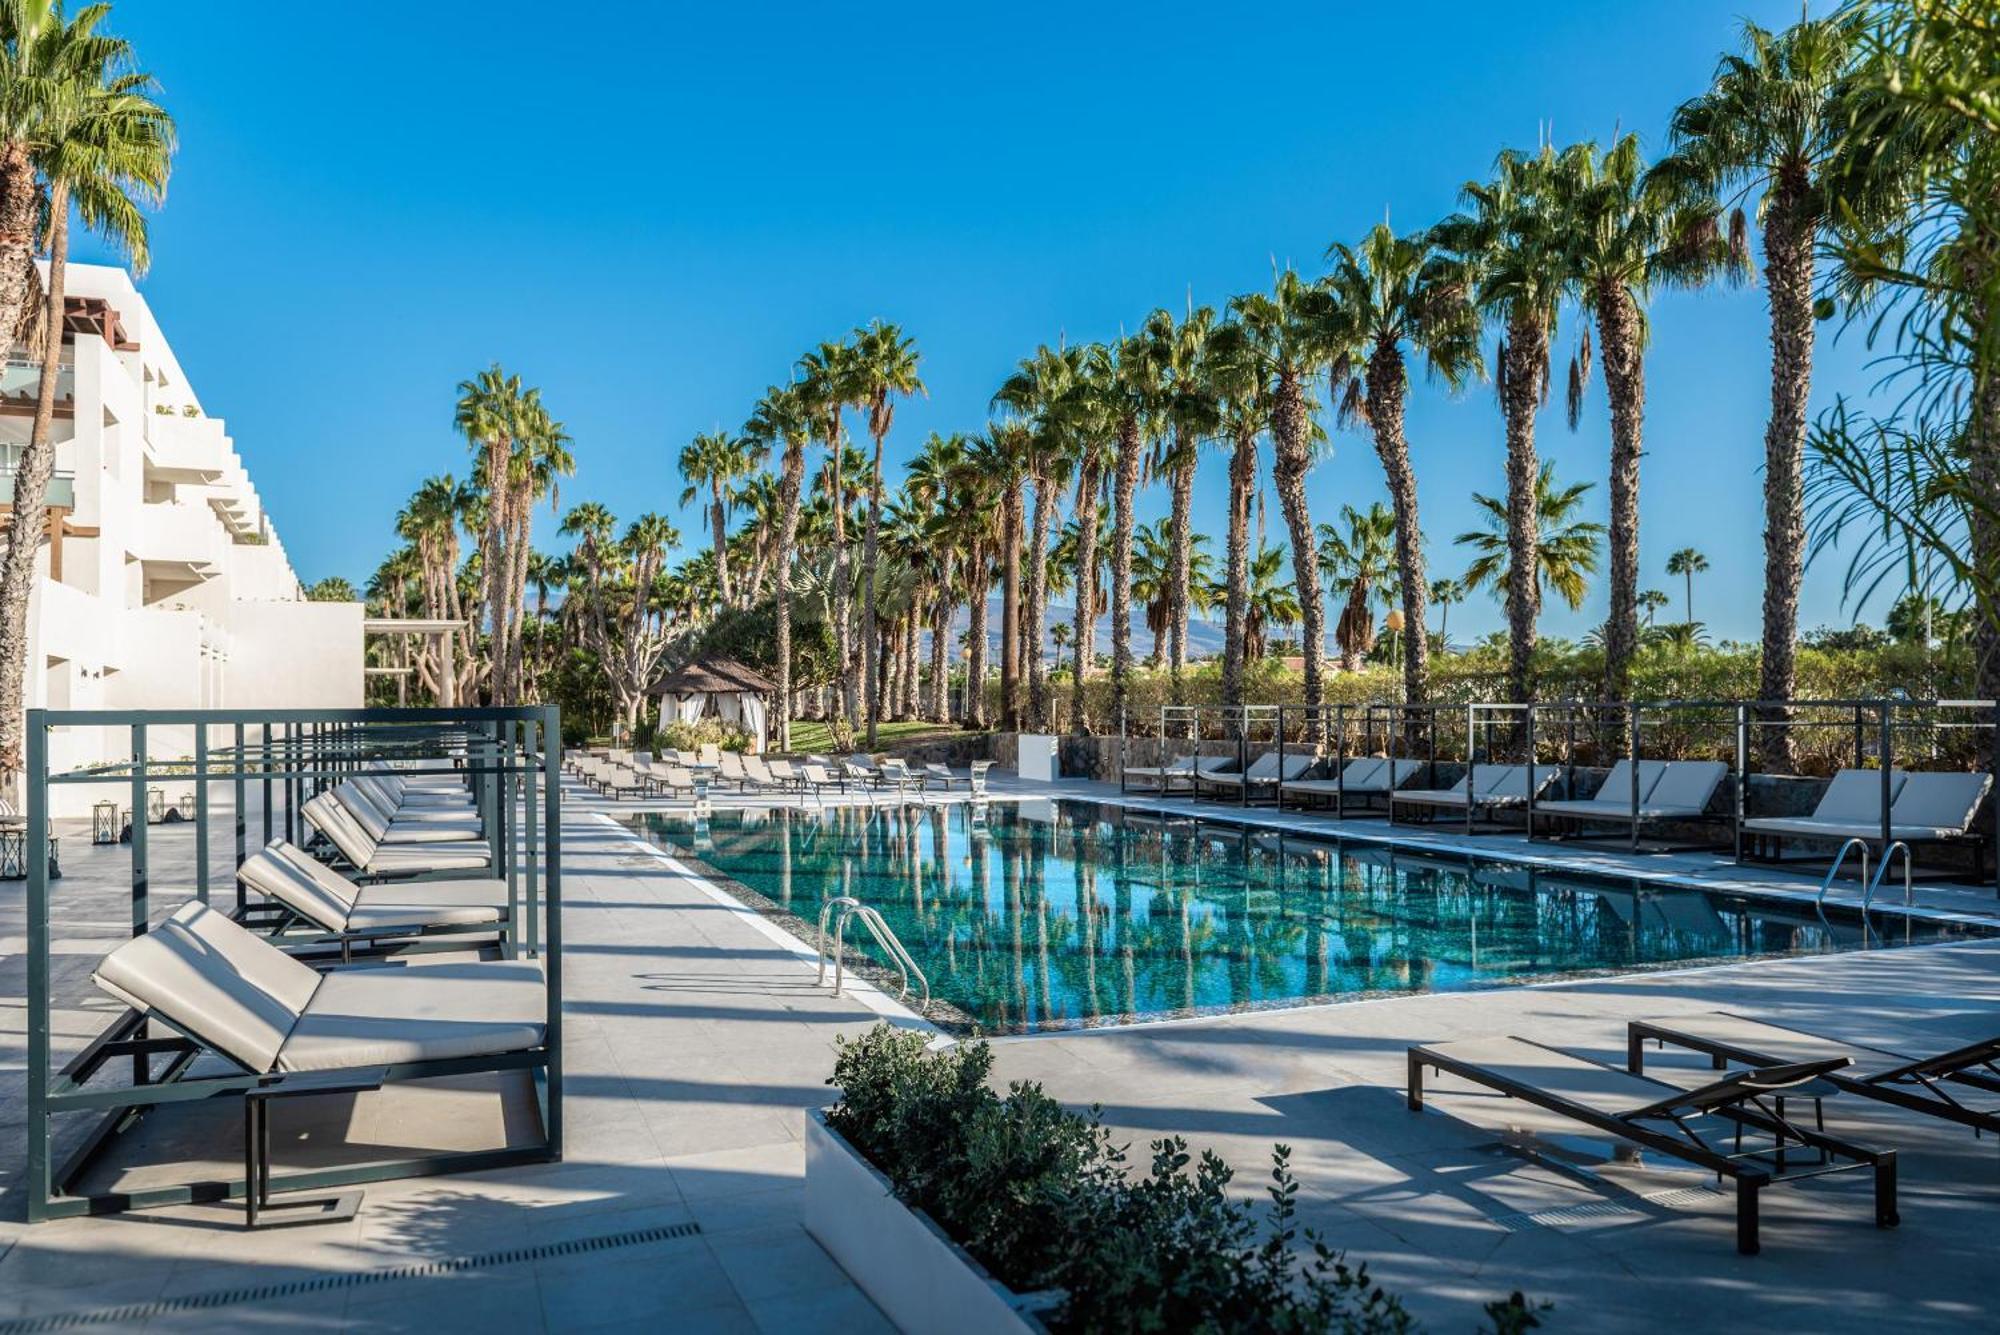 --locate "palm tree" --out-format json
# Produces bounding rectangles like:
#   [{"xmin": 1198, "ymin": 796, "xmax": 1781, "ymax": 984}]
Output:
[
  {"xmin": 993, "ymin": 344, "xmax": 1085, "ymax": 732},
  {"xmin": 983, "ymin": 420, "xmax": 1031, "ymax": 730},
  {"xmin": 1133, "ymin": 520, "xmax": 1214, "ymax": 667},
  {"xmin": 1204, "ymin": 317, "xmax": 1266, "ymax": 722},
  {"xmin": 0, "ymin": 5, "xmax": 170, "ymax": 791},
  {"xmin": 1456, "ymin": 463, "xmax": 1606, "ymax": 613},
  {"xmin": 1665, "ymin": 547, "xmax": 1710, "ymax": 625},
  {"xmin": 1060, "ymin": 346, "xmax": 1116, "ymax": 733},
  {"xmin": 851, "ymin": 320, "xmax": 923, "ymax": 745},
  {"xmin": 1144, "ymin": 306, "xmax": 1221, "ymax": 705},
  {"xmin": 677, "ymin": 429, "xmax": 760, "ymax": 609},
  {"xmin": 1639, "ymin": 588, "xmax": 1671, "ymax": 627},
  {"xmin": 1050, "ymin": 622, "xmax": 1072, "ymax": 678},
  {"xmin": 1238, "ymin": 543, "xmax": 1301, "ymax": 662},
  {"xmin": 1323, "ymin": 223, "xmax": 1483, "ymax": 706},
  {"xmin": 1437, "ymin": 146, "xmax": 1573, "ymax": 702},
  {"xmin": 1231, "ymin": 269, "xmax": 1337, "ymax": 730},
  {"xmin": 745, "ymin": 383, "xmax": 814, "ymax": 749},
  {"xmin": 399, "ymin": 475, "xmax": 477, "ymax": 705},
  {"xmin": 1318, "ymin": 503, "xmax": 1398, "ymax": 672},
  {"xmin": 1098, "ymin": 334, "xmax": 1165, "ymax": 733},
  {"xmin": 1661, "ymin": 12, "xmax": 1862, "ymax": 766},
  {"xmin": 1555, "ymin": 135, "xmax": 1747, "ymax": 700},
  {"xmin": 797, "ymin": 339, "xmax": 863, "ymax": 727},
  {"xmin": 1429, "ymin": 577, "xmax": 1463, "ymax": 649},
  {"xmin": 905, "ymin": 433, "xmax": 966, "ymax": 723}
]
